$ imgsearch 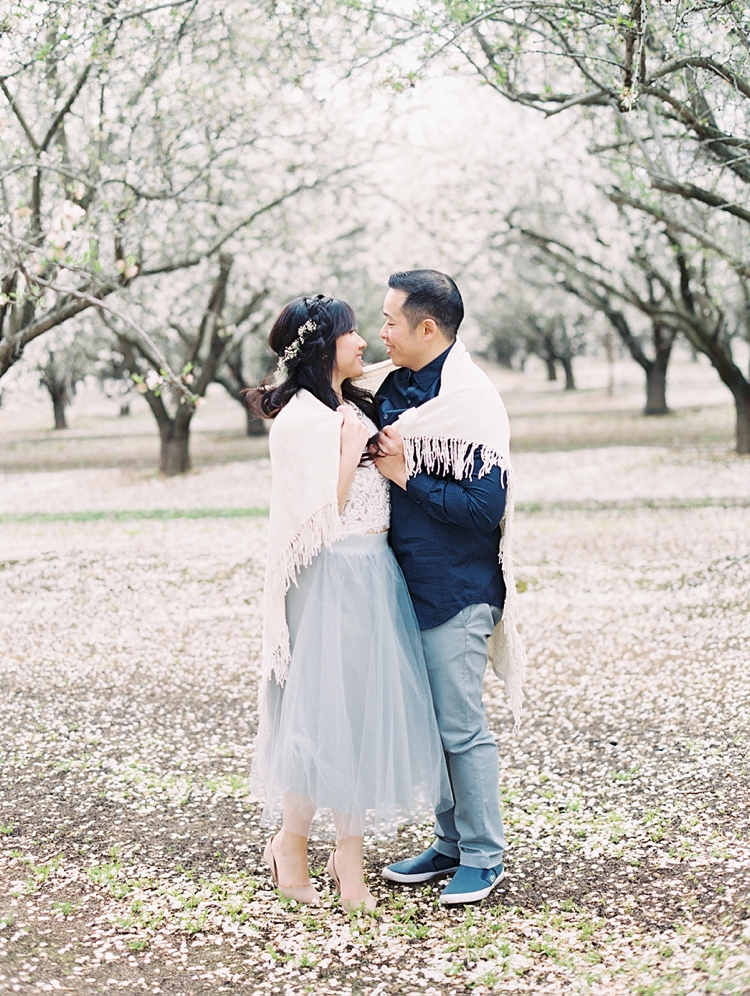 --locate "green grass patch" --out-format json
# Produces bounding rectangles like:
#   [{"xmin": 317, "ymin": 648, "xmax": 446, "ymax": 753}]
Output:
[
  {"xmin": 0, "ymin": 507, "xmax": 269, "ymax": 524},
  {"xmin": 516, "ymin": 496, "xmax": 750, "ymax": 514},
  {"xmin": 2, "ymin": 499, "xmax": 747, "ymax": 526}
]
